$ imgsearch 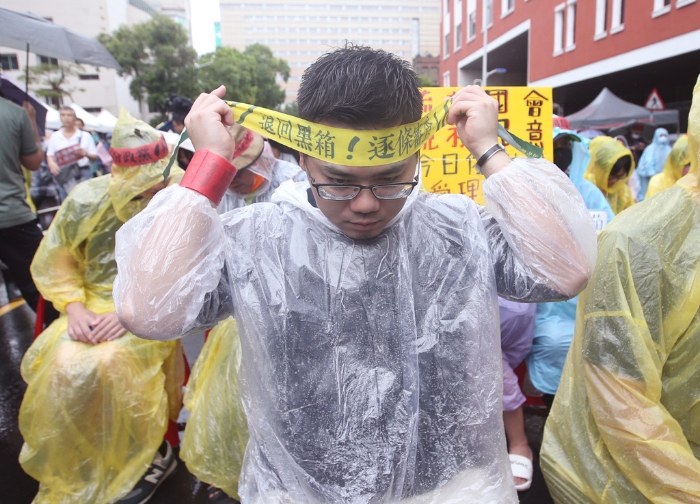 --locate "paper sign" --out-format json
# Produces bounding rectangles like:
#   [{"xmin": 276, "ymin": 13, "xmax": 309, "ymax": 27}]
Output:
[
  {"xmin": 54, "ymin": 144, "xmax": 83, "ymax": 168},
  {"xmin": 589, "ymin": 210, "xmax": 608, "ymax": 232},
  {"xmin": 420, "ymin": 87, "xmax": 553, "ymax": 205}
]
